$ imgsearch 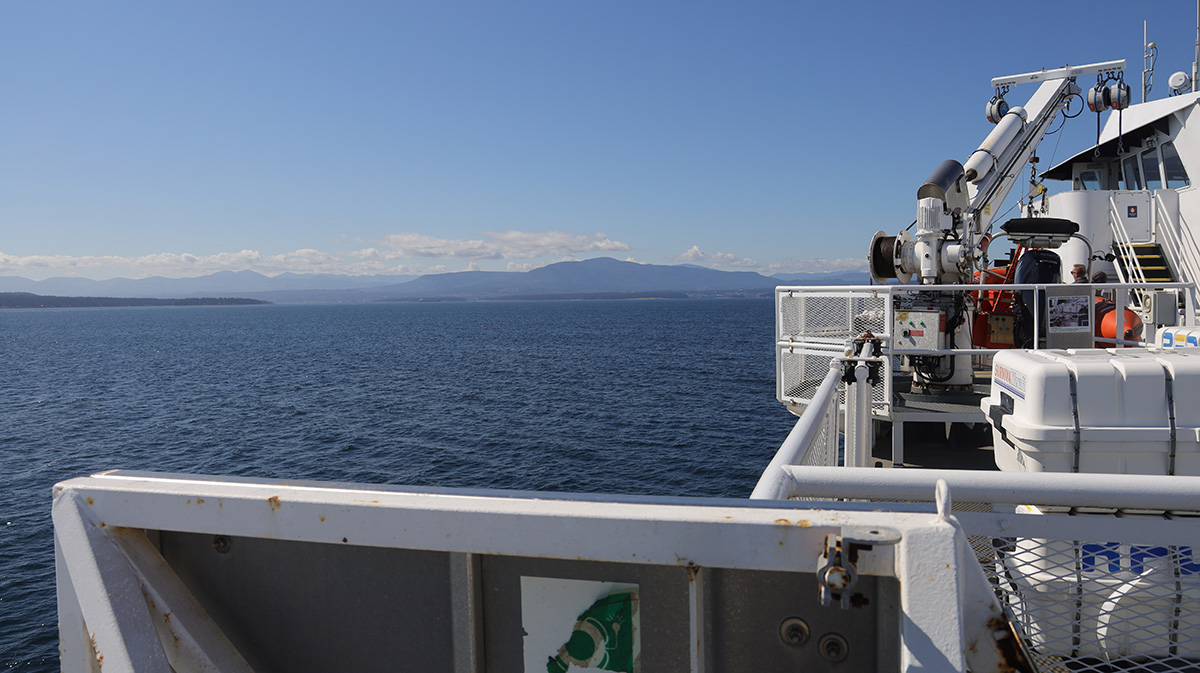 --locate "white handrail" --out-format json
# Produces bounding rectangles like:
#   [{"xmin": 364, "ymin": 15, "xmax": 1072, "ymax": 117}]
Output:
[
  {"xmin": 770, "ymin": 465, "xmax": 1200, "ymax": 510},
  {"xmin": 752, "ymin": 364, "xmax": 842, "ymax": 500},
  {"xmin": 1109, "ymin": 195, "xmax": 1148, "ymax": 286},
  {"xmin": 1153, "ymin": 190, "xmax": 1200, "ymax": 310}
]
